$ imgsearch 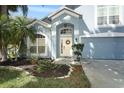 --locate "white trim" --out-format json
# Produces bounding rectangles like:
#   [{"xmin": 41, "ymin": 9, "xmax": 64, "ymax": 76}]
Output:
[
  {"xmin": 27, "ymin": 20, "xmax": 51, "ymax": 28},
  {"xmin": 51, "ymin": 10, "xmax": 80, "ymax": 20},
  {"xmin": 59, "ymin": 26, "xmax": 73, "ymax": 57},
  {"xmin": 80, "ymin": 32, "xmax": 124, "ymax": 38},
  {"xmin": 29, "ymin": 32, "xmax": 48, "ymax": 57},
  {"xmin": 94, "ymin": 6, "xmax": 97, "ymax": 28},
  {"xmin": 48, "ymin": 7, "xmax": 82, "ymax": 20},
  {"xmin": 59, "ymin": 26, "xmax": 73, "ymax": 36},
  {"xmin": 120, "ymin": 6, "xmax": 124, "ymax": 24},
  {"xmin": 95, "ymin": 5, "xmax": 124, "ymax": 28}
]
